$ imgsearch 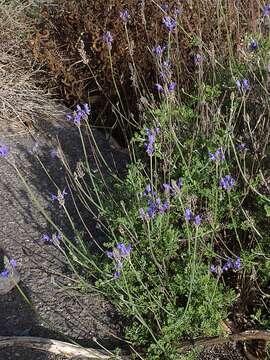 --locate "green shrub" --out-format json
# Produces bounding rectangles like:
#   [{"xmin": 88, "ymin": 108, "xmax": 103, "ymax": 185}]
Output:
[{"xmin": 15, "ymin": 2, "xmax": 270, "ymax": 359}]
